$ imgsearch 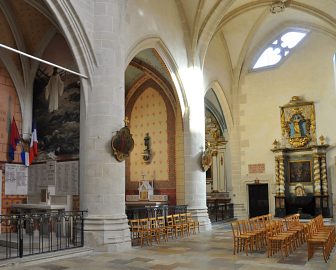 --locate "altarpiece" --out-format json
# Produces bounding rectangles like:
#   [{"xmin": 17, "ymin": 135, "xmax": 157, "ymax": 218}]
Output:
[{"xmin": 272, "ymin": 96, "xmax": 330, "ymax": 218}]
